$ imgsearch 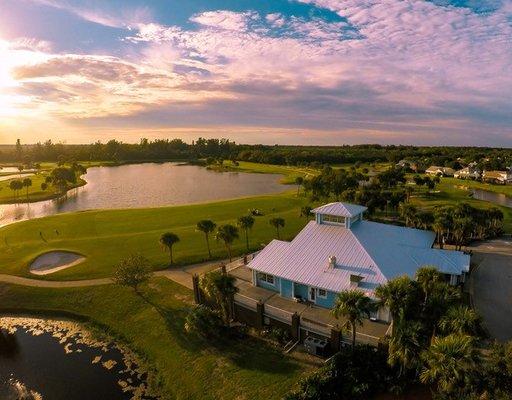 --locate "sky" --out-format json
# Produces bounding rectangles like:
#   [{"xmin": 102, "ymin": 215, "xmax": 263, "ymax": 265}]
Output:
[{"xmin": 0, "ymin": 0, "xmax": 511, "ymax": 146}]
